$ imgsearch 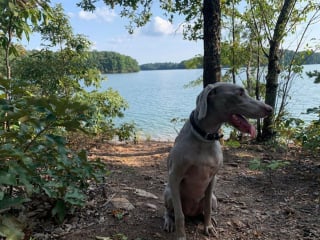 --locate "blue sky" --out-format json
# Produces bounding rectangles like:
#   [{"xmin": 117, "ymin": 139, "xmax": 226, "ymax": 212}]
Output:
[
  {"xmin": 21, "ymin": 1, "xmax": 319, "ymax": 65},
  {"xmin": 21, "ymin": 0, "xmax": 203, "ymax": 65}
]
